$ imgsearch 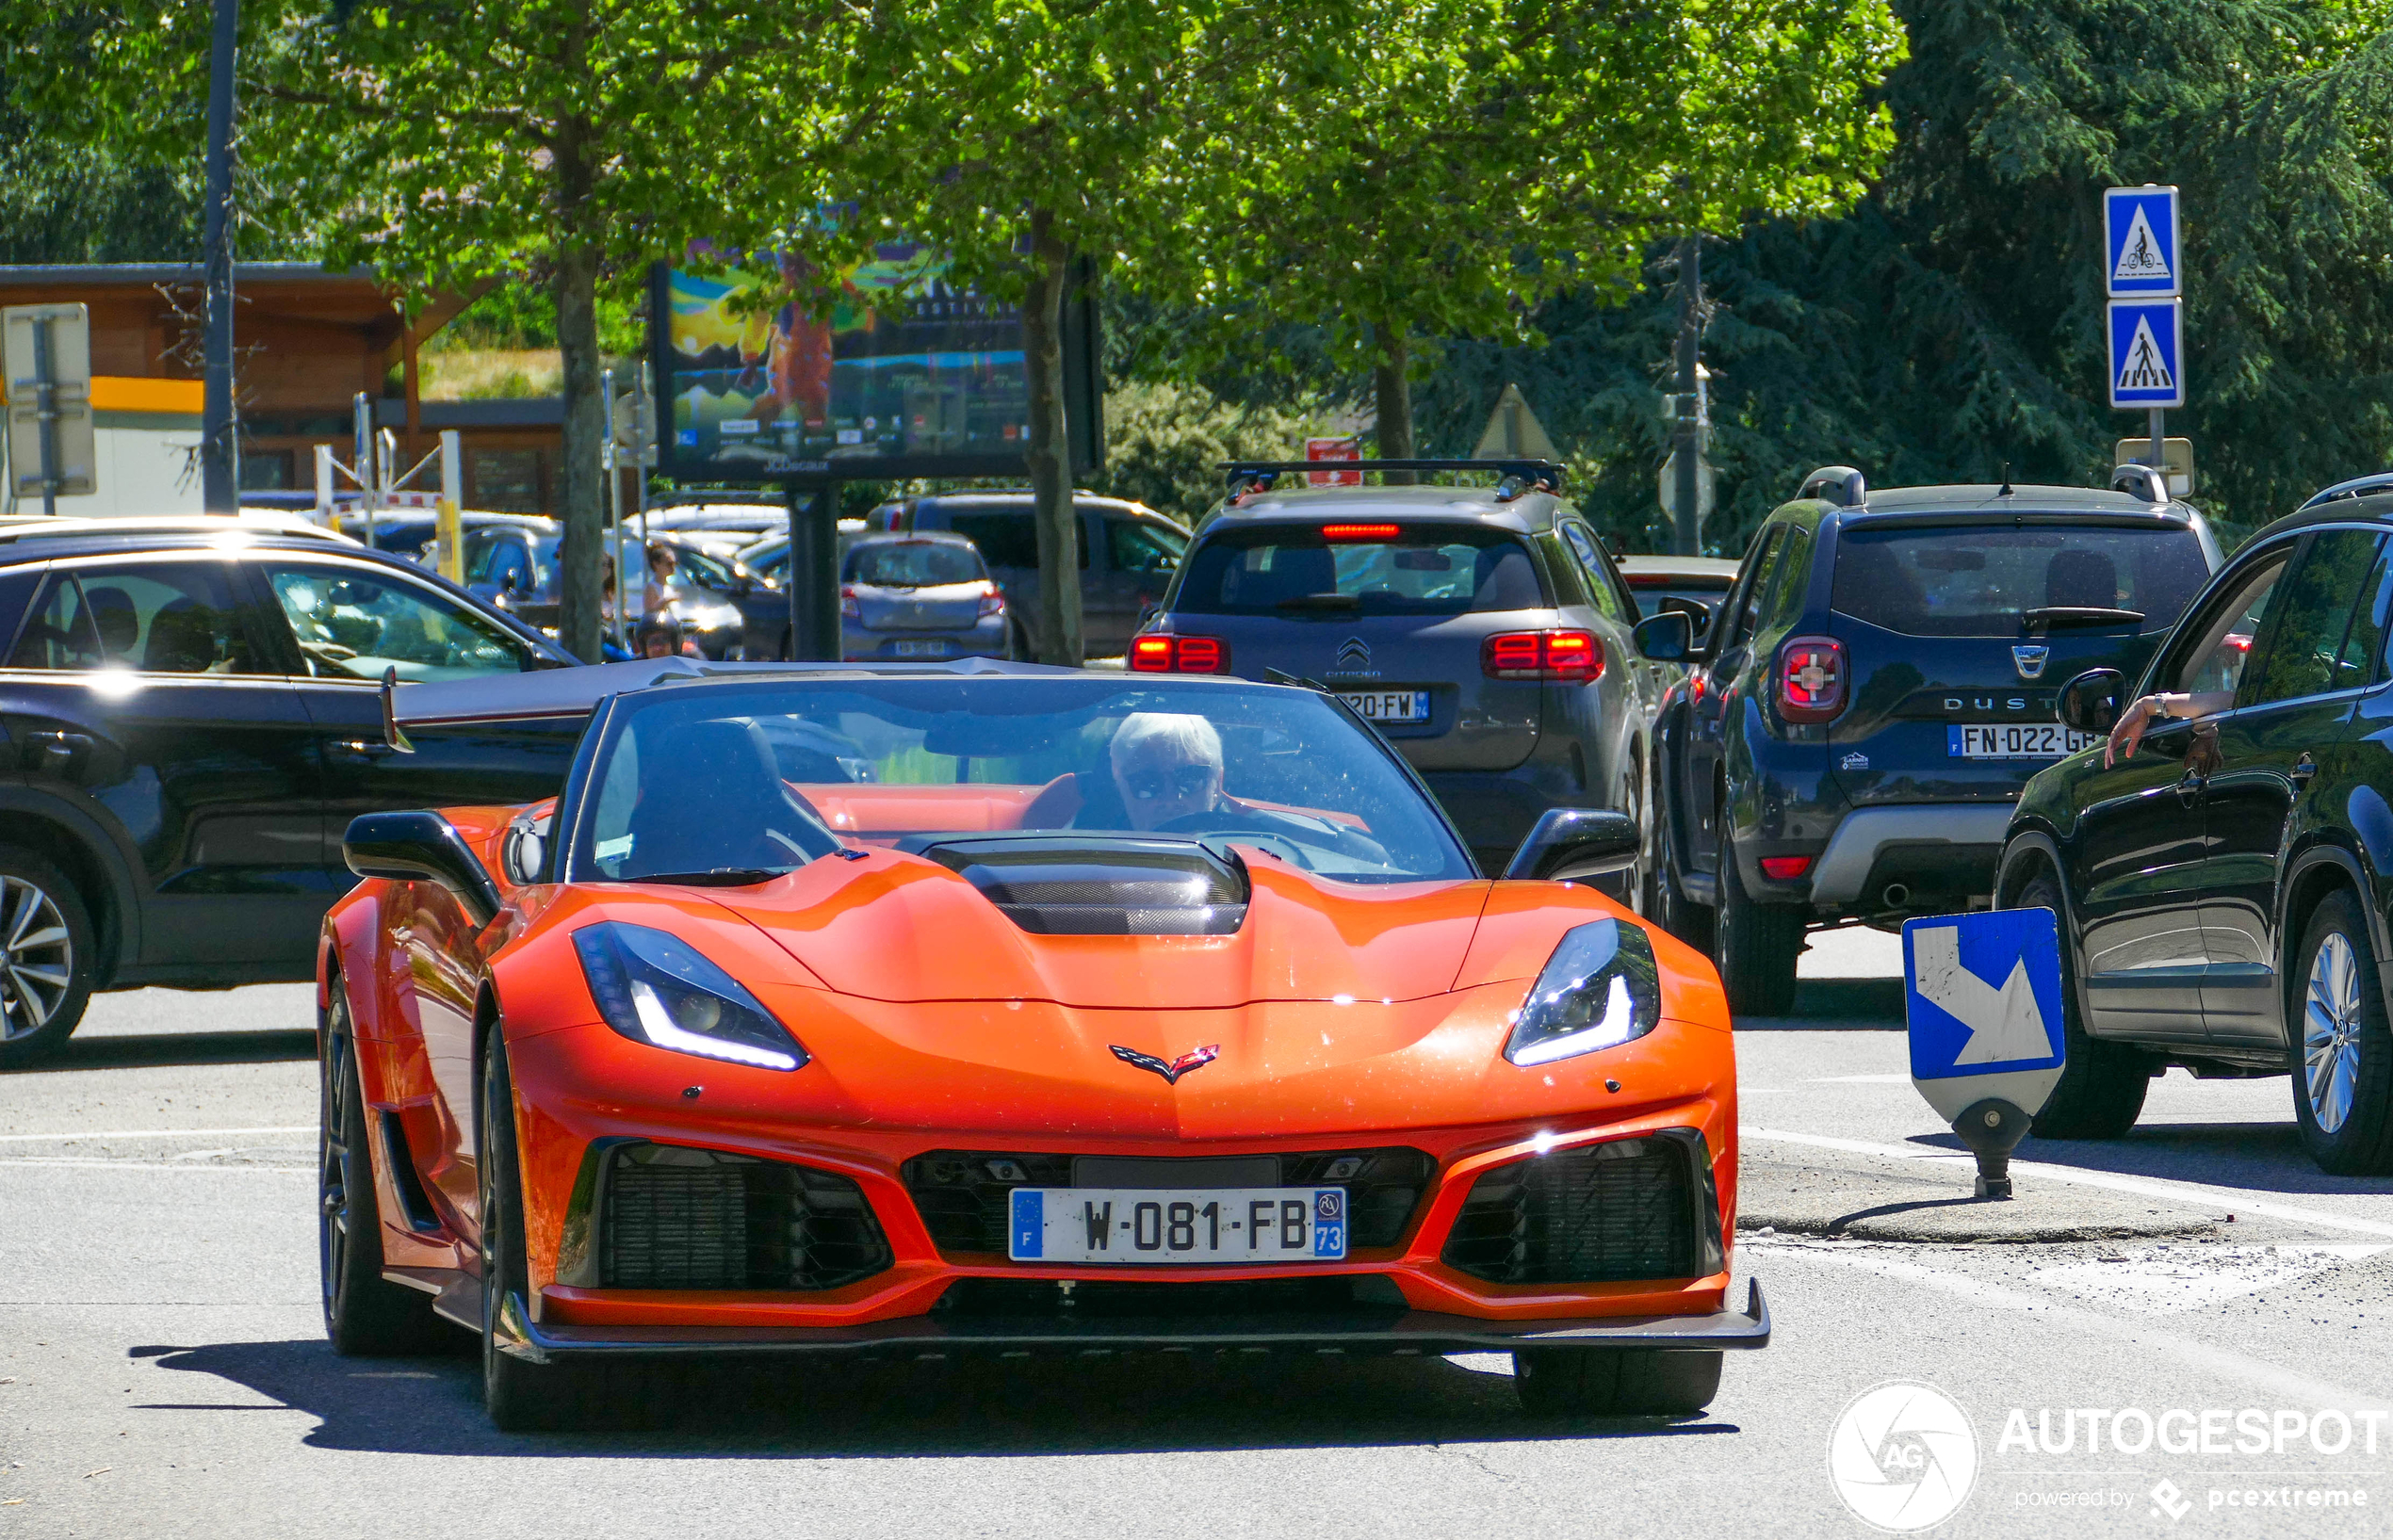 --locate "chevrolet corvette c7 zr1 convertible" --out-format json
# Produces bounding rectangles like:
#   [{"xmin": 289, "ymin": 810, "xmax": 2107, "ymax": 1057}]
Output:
[{"xmin": 314, "ymin": 659, "xmax": 1765, "ymax": 1429}]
